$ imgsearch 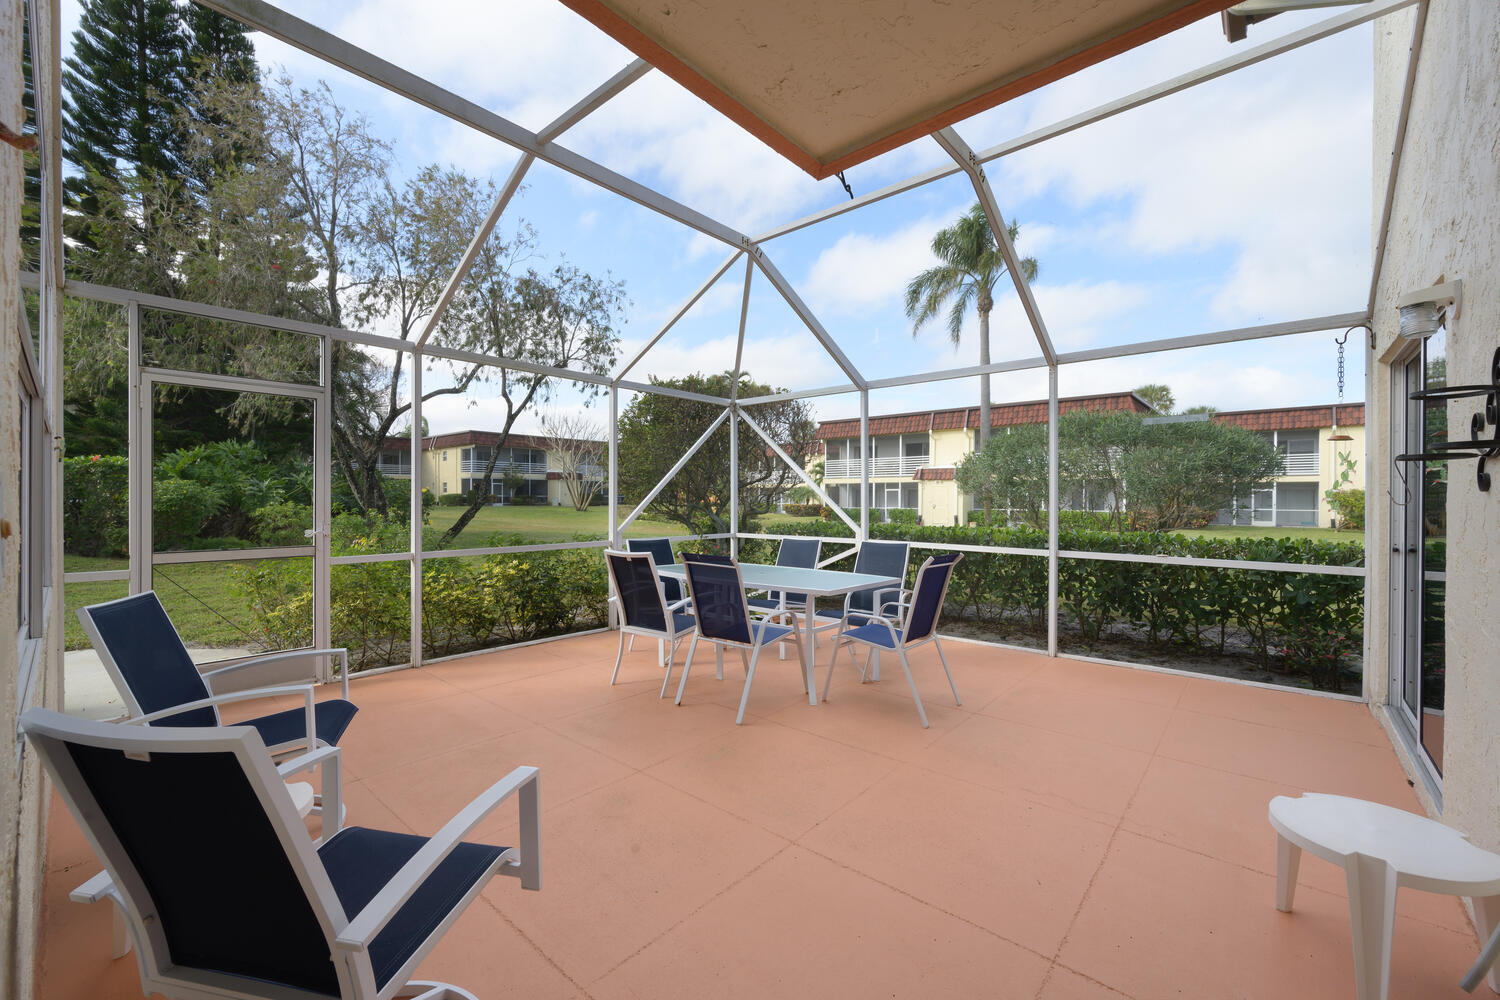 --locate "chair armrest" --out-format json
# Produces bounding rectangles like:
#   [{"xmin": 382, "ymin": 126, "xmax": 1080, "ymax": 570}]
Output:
[
  {"xmin": 205, "ymin": 648, "xmax": 350, "ymax": 701},
  {"xmin": 279, "ymin": 745, "xmax": 343, "ymax": 840},
  {"xmin": 334, "ymin": 765, "xmax": 541, "ymax": 952},
  {"xmin": 861, "ymin": 613, "xmax": 904, "ymax": 646},
  {"xmin": 667, "ymin": 597, "xmax": 692, "ymax": 612},
  {"xmin": 127, "ymin": 684, "xmax": 319, "ymax": 758}
]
